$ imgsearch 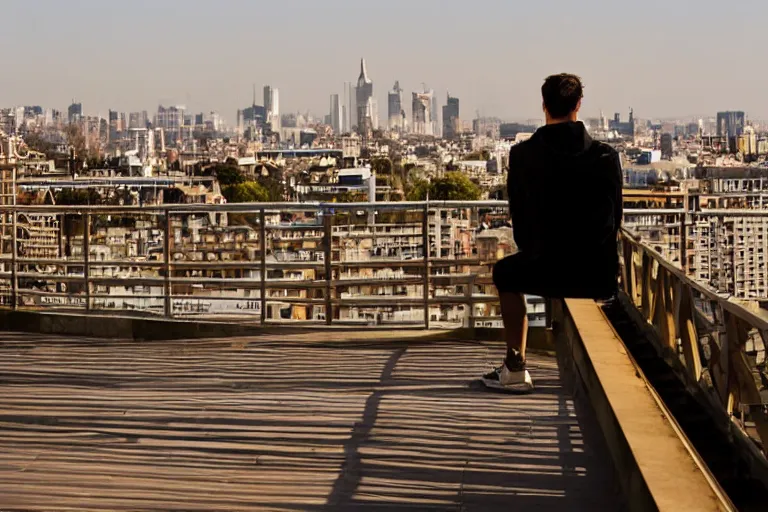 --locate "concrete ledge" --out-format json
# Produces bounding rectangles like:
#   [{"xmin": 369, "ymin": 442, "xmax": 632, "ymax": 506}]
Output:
[{"xmin": 554, "ymin": 299, "xmax": 733, "ymax": 512}]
